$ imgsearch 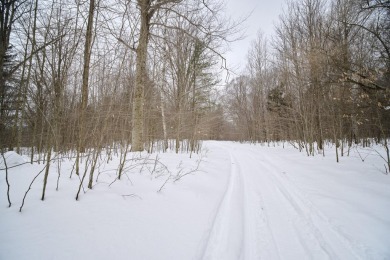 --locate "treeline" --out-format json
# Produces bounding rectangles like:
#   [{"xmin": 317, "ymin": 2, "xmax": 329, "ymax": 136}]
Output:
[
  {"xmin": 224, "ymin": 0, "xmax": 389, "ymax": 160},
  {"xmin": 1, "ymin": 0, "xmax": 389, "ymax": 204},
  {"xmin": 0, "ymin": 0, "xmax": 235, "ymax": 156},
  {"xmin": 1, "ymin": 0, "xmax": 389, "ymax": 161}
]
